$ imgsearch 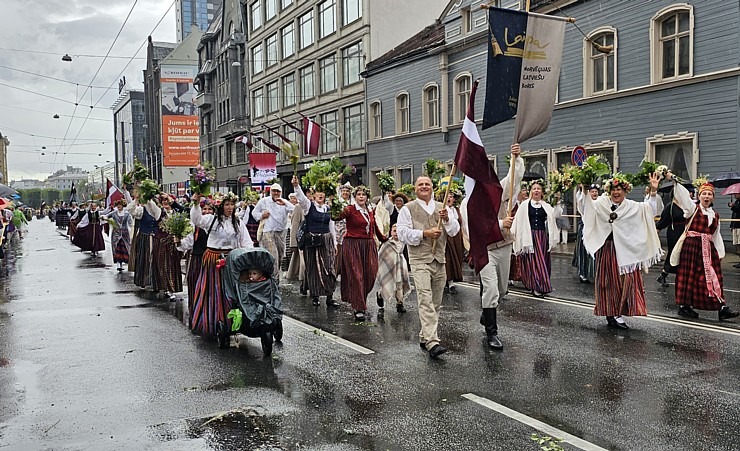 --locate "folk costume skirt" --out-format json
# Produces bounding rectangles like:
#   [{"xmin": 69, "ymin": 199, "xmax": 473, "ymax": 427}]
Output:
[
  {"xmin": 594, "ymin": 240, "xmax": 648, "ymax": 317},
  {"xmin": 675, "ymin": 235, "xmax": 724, "ymax": 310},
  {"xmin": 133, "ymin": 232, "xmax": 154, "ymax": 288},
  {"xmin": 519, "ymin": 229, "xmax": 552, "ymax": 294},
  {"xmin": 190, "ymin": 248, "xmax": 231, "ymax": 337},
  {"xmin": 304, "ymin": 233, "xmax": 337, "ymax": 298},
  {"xmin": 72, "ymin": 223, "xmax": 106, "ymax": 253},
  {"xmin": 186, "ymin": 251, "xmax": 204, "ymax": 320},
  {"xmin": 445, "ymin": 232, "xmax": 464, "ymax": 283},
  {"xmin": 340, "ymin": 237, "xmax": 379, "ymax": 312},
  {"xmin": 571, "ymin": 221, "xmax": 595, "ymax": 281},
  {"xmin": 113, "ymin": 238, "xmax": 129, "ymax": 264},
  {"xmin": 128, "ymin": 221, "xmax": 139, "ymax": 272},
  {"xmin": 151, "ymin": 233, "xmax": 182, "ymax": 293}
]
